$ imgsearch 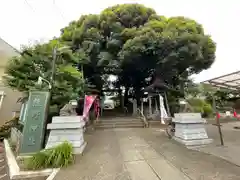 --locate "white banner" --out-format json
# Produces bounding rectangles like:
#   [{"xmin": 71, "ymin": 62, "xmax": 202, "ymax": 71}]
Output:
[{"xmin": 159, "ymin": 95, "xmax": 168, "ymax": 124}]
